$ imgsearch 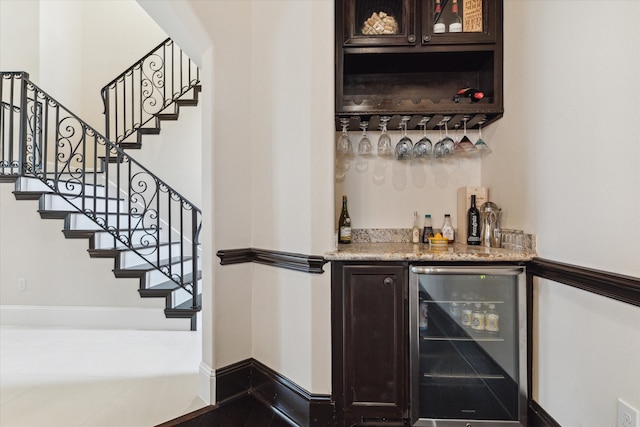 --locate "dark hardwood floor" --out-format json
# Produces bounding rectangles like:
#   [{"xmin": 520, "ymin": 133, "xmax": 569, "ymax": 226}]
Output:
[{"xmin": 157, "ymin": 394, "xmax": 297, "ymax": 427}]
